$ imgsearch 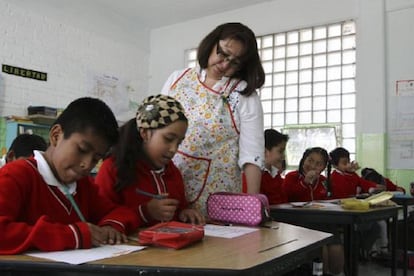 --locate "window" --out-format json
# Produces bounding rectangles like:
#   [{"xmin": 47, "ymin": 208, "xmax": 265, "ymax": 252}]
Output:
[
  {"xmin": 258, "ymin": 20, "xmax": 356, "ymax": 161},
  {"xmin": 184, "ymin": 20, "xmax": 356, "ymax": 161}
]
